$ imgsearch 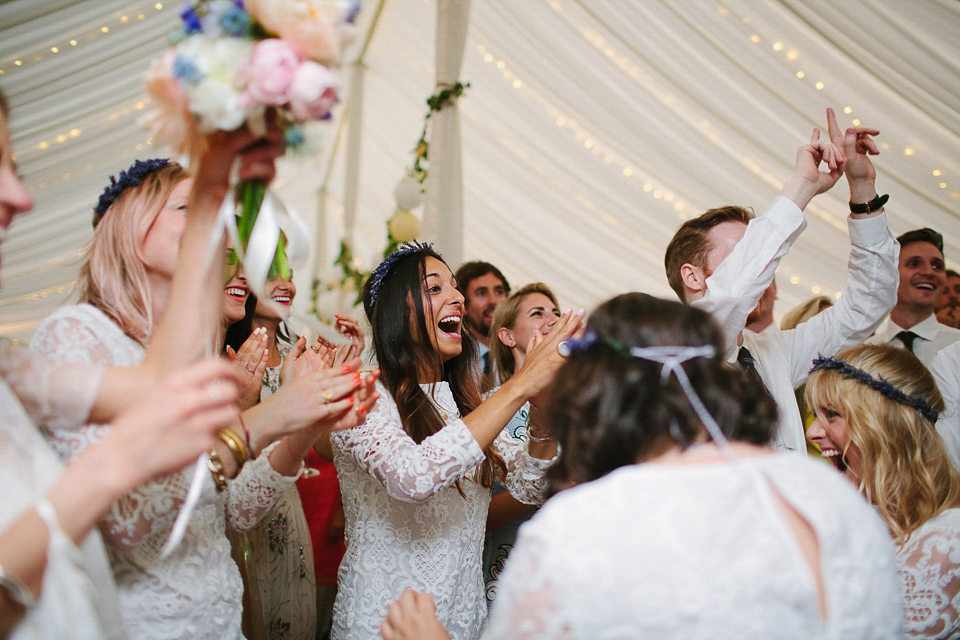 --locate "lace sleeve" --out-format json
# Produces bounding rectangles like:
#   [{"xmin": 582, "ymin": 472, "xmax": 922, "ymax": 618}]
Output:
[
  {"xmin": 0, "ymin": 340, "xmax": 103, "ymax": 431},
  {"xmin": 898, "ymin": 521, "xmax": 960, "ymax": 638},
  {"xmin": 482, "ymin": 525, "xmax": 566, "ymax": 640},
  {"xmin": 225, "ymin": 441, "xmax": 300, "ymax": 532},
  {"xmin": 330, "ymin": 385, "xmax": 486, "ymax": 503},
  {"xmin": 494, "ymin": 428, "xmax": 554, "ymax": 506},
  {"xmin": 27, "ymin": 309, "xmax": 190, "ymax": 550}
]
